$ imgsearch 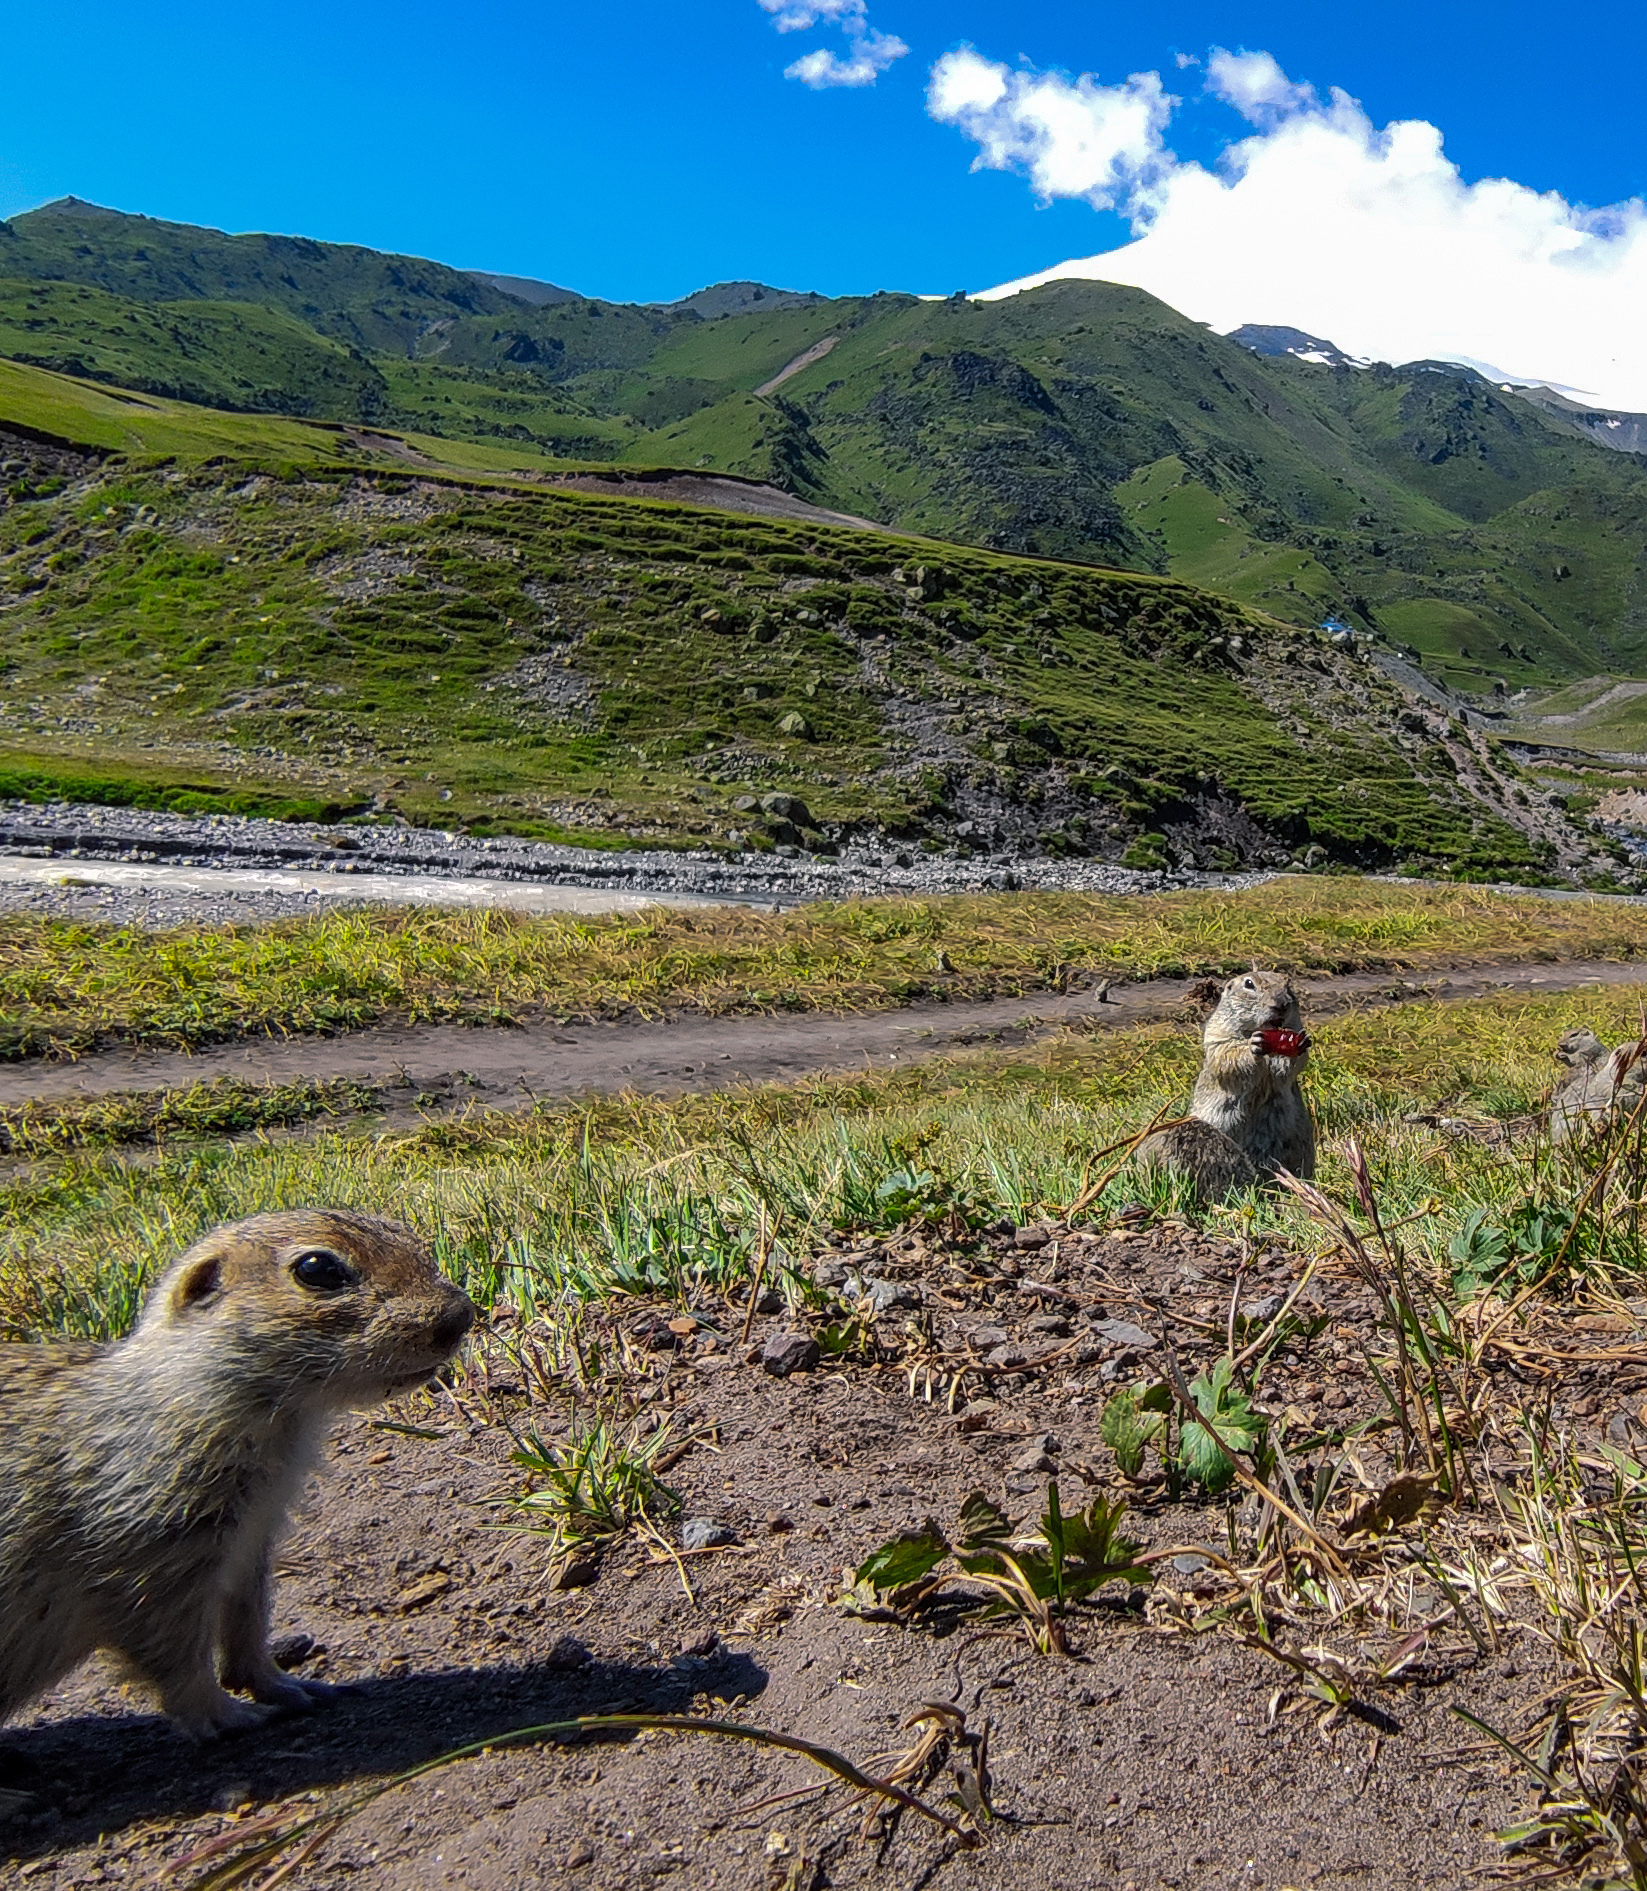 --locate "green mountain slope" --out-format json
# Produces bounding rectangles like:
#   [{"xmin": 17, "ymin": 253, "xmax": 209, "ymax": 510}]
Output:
[
  {"xmin": 0, "ymin": 197, "xmax": 527, "ymax": 354},
  {"xmin": 4, "ymin": 199, "xmax": 1647, "ymax": 709},
  {"xmin": 0, "ymin": 353, "xmax": 1594, "ymax": 881}
]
